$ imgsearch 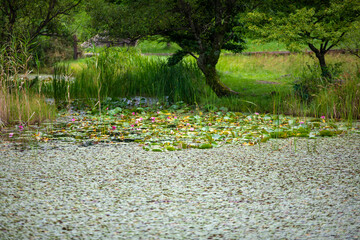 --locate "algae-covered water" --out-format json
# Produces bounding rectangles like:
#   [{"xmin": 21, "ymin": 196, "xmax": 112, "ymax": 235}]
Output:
[{"xmin": 0, "ymin": 134, "xmax": 359, "ymax": 239}]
